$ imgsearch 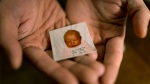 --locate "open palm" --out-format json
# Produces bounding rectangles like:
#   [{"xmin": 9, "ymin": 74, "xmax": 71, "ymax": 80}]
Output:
[
  {"xmin": 0, "ymin": 0, "xmax": 105, "ymax": 84},
  {"xmin": 66, "ymin": 0, "xmax": 150, "ymax": 83}
]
